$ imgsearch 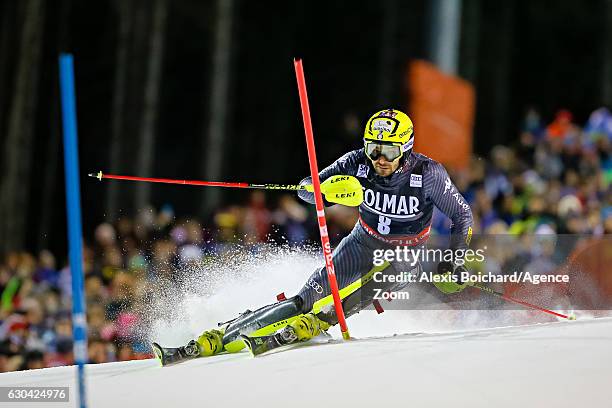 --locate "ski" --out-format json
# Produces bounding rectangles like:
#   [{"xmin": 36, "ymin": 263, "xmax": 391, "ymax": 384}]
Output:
[{"xmin": 151, "ymin": 341, "xmax": 200, "ymax": 366}]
